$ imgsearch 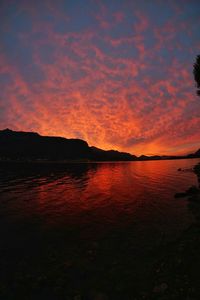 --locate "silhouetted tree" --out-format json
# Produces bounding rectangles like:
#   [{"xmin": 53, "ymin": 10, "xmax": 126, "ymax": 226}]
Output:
[{"xmin": 193, "ymin": 55, "xmax": 200, "ymax": 96}]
